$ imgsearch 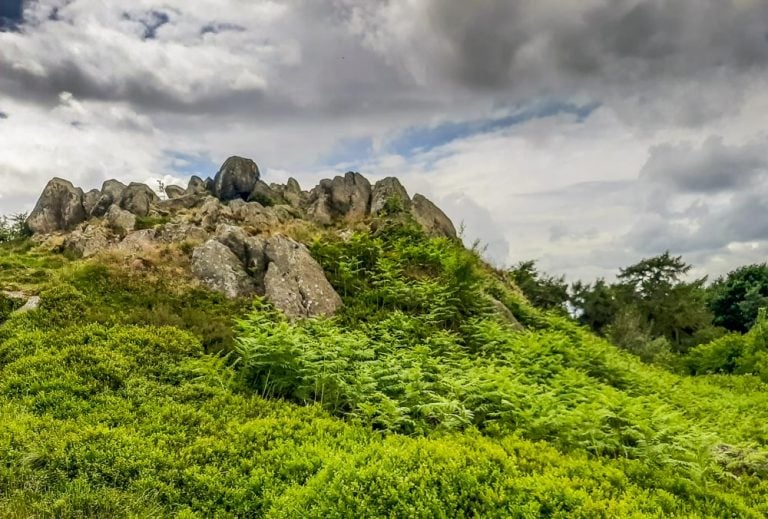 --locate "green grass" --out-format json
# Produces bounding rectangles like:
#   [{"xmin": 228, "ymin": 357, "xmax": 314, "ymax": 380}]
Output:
[{"xmin": 0, "ymin": 221, "xmax": 768, "ymax": 516}]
